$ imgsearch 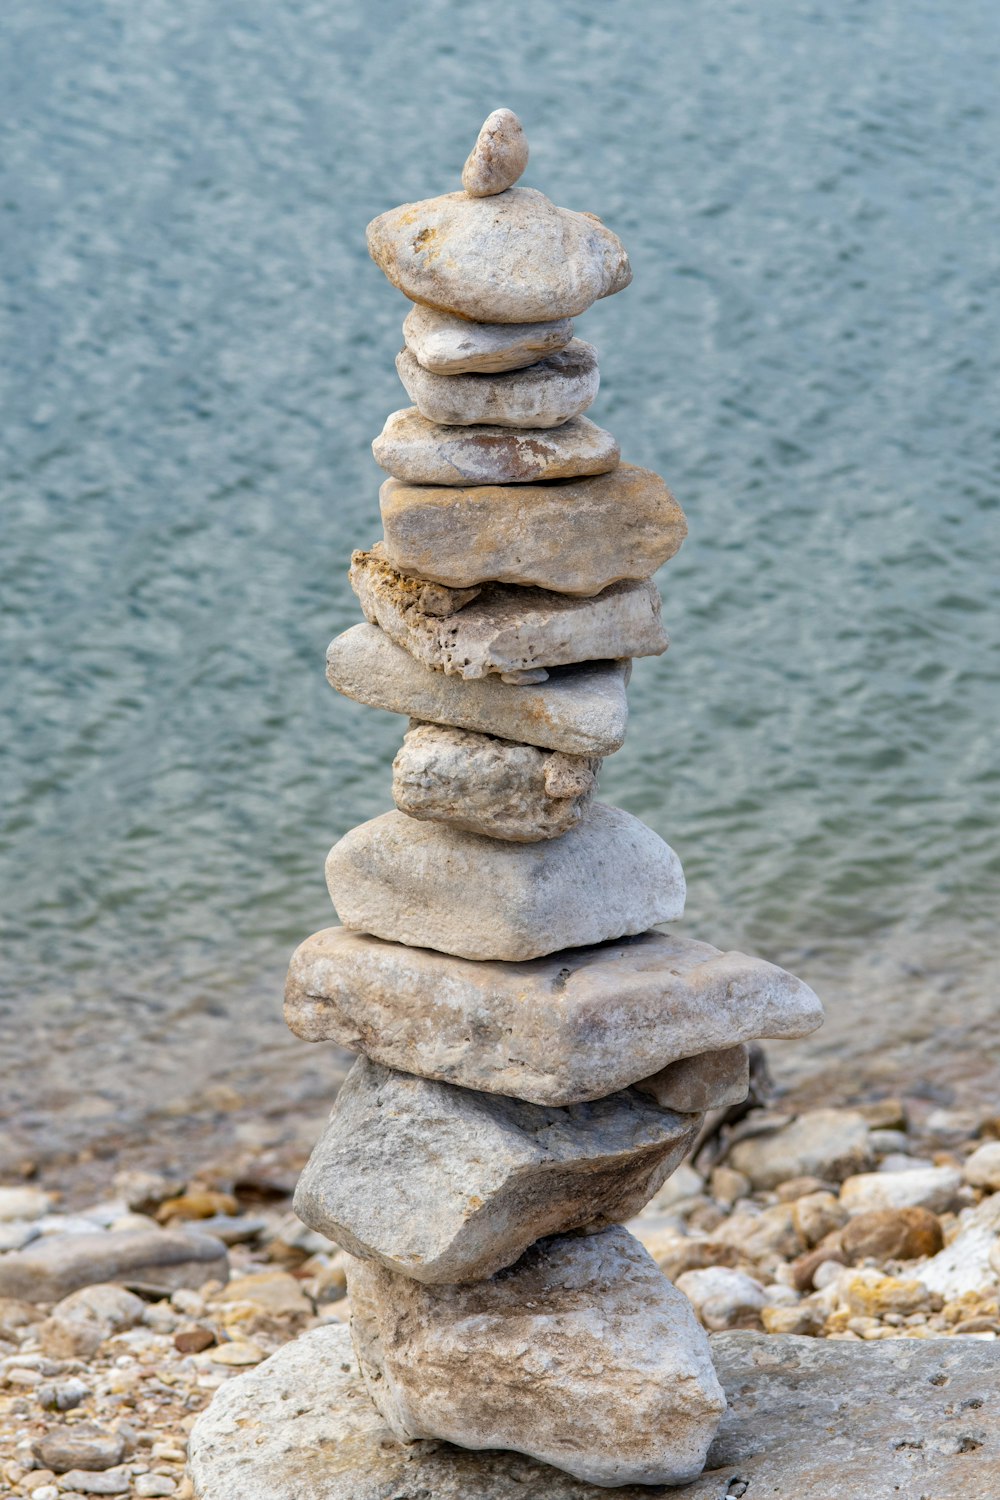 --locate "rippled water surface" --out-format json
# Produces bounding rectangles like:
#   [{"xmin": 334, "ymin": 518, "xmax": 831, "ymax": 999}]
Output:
[{"xmin": 2, "ymin": 0, "xmax": 999, "ymax": 1162}]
